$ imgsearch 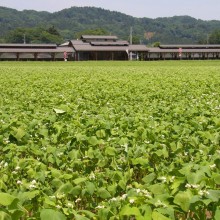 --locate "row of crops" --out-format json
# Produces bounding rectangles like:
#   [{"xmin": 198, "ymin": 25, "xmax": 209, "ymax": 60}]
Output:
[{"xmin": 1, "ymin": 61, "xmax": 220, "ymax": 219}]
